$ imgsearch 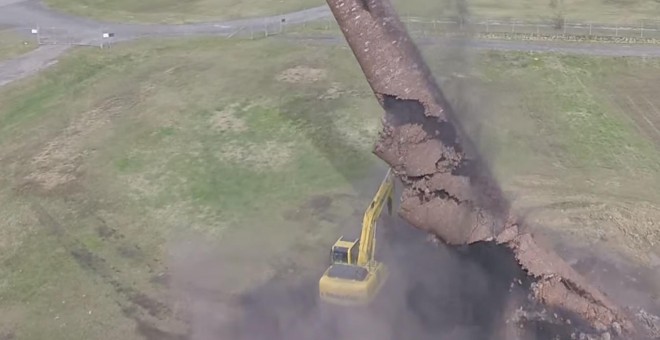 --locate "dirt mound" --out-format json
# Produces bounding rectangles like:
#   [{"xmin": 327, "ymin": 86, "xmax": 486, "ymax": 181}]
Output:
[{"xmin": 325, "ymin": 0, "xmax": 655, "ymax": 338}]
